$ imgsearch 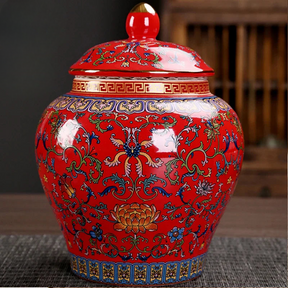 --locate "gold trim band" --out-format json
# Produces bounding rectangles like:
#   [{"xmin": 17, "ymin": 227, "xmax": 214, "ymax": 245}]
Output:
[
  {"xmin": 72, "ymin": 79, "xmax": 210, "ymax": 95},
  {"xmin": 69, "ymin": 68, "xmax": 214, "ymax": 75}
]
